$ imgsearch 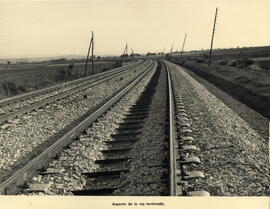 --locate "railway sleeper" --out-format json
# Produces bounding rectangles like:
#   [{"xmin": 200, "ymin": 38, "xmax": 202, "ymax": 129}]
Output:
[
  {"xmin": 178, "ymin": 156, "xmax": 201, "ymax": 164},
  {"xmin": 187, "ymin": 190, "xmax": 210, "ymax": 196},
  {"xmin": 95, "ymin": 157, "xmax": 130, "ymax": 164},
  {"xmin": 178, "ymin": 122, "xmax": 191, "ymax": 128},
  {"xmin": 111, "ymin": 132, "xmax": 142, "ymax": 138},
  {"xmin": 129, "ymin": 106, "xmax": 150, "ymax": 110},
  {"xmin": 117, "ymin": 126, "xmax": 143, "ymax": 131},
  {"xmin": 72, "ymin": 188, "xmax": 117, "ymax": 196},
  {"xmin": 81, "ymin": 169, "xmax": 129, "ymax": 177},
  {"xmin": 179, "ymin": 136, "xmax": 194, "ymax": 142},
  {"xmin": 124, "ymin": 112, "xmax": 148, "ymax": 117},
  {"xmin": 128, "ymin": 110, "xmax": 149, "ymax": 114},
  {"xmin": 26, "ymin": 183, "xmax": 52, "ymax": 193},
  {"xmin": 101, "ymin": 148, "xmax": 132, "ymax": 154},
  {"xmin": 180, "ymin": 145, "xmax": 198, "ymax": 151},
  {"xmin": 123, "ymin": 116, "xmax": 146, "ymax": 120},
  {"xmin": 104, "ymin": 139, "xmax": 138, "ymax": 144},
  {"xmin": 182, "ymin": 171, "xmax": 205, "ymax": 179}
]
